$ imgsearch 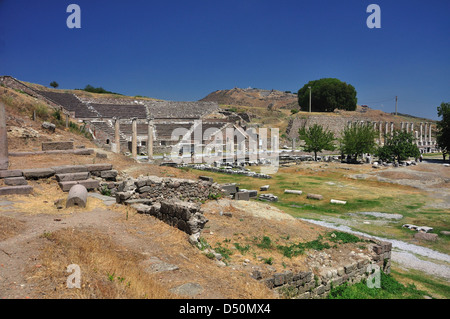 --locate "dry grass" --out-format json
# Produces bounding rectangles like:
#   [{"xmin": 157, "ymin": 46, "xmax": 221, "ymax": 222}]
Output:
[
  {"xmin": 30, "ymin": 227, "xmax": 176, "ymax": 299},
  {"xmin": 0, "ymin": 215, "xmax": 26, "ymax": 241},
  {"xmin": 7, "ymin": 181, "xmax": 107, "ymax": 216}
]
